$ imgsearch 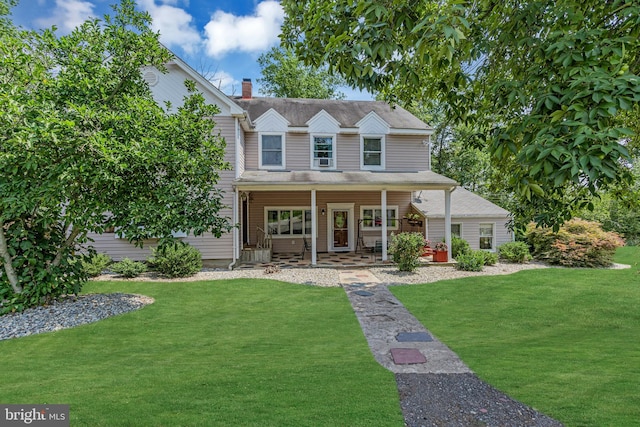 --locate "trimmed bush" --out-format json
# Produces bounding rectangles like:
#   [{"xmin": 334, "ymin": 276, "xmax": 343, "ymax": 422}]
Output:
[
  {"xmin": 451, "ymin": 236, "xmax": 471, "ymax": 259},
  {"xmin": 498, "ymin": 241, "xmax": 532, "ymax": 263},
  {"xmin": 526, "ymin": 218, "xmax": 624, "ymax": 267},
  {"xmin": 110, "ymin": 258, "xmax": 147, "ymax": 278},
  {"xmin": 389, "ymin": 232, "xmax": 426, "ymax": 272},
  {"xmin": 455, "ymin": 250, "xmax": 485, "ymax": 271},
  {"xmin": 482, "ymin": 251, "xmax": 499, "ymax": 266},
  {"xmin": 81, "ymin": 253, "xmax": 112, "ymax": 277},
  {"xmin": 149, "ymin": 242, "xmax": 202, "ymax": 278}
]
